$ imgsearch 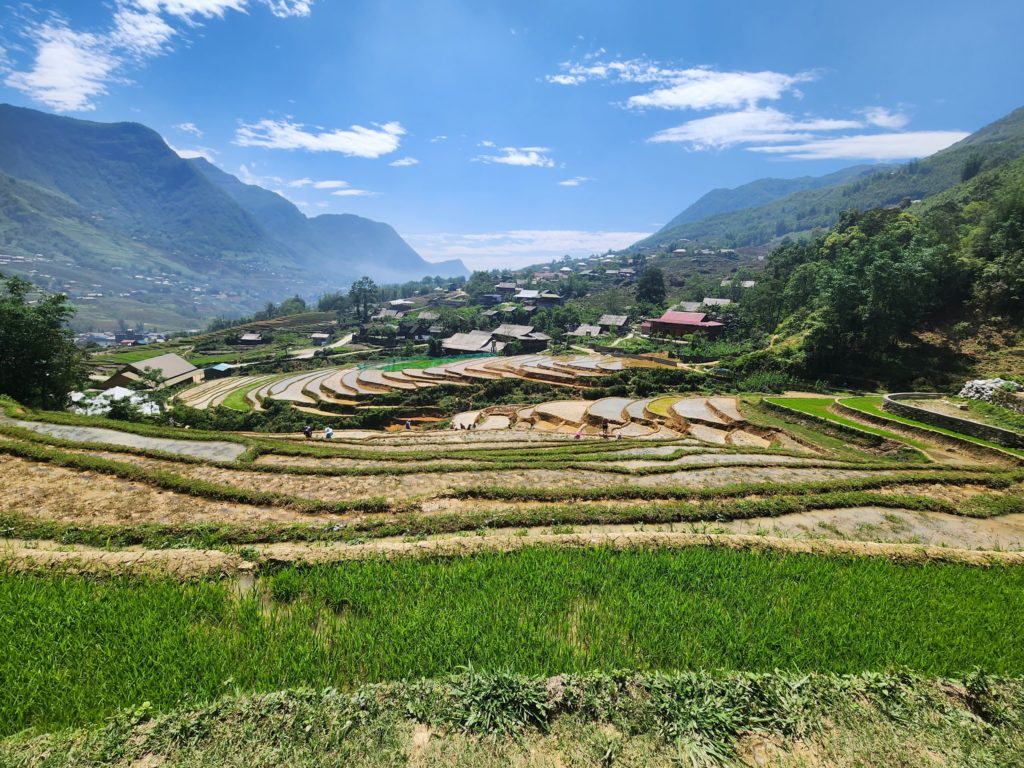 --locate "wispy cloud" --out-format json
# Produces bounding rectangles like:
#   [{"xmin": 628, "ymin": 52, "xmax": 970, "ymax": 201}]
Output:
[
  {"xmin": 549, "ymin": 53, "xmax": 961, "ymax": 162},
  {"xmin": 648, "ymin": 106, "xmax": 966, "ymax": 160},
  {"xmin": 332, "ymin": 187, "xmax": 378, "ymax": 197},
  {"xmin": 3, "ymin": 1, "xmax": 314, "ymax": 112},
  {"xmin": 4, "ymin": 24, "xmax": 121, "ymax": 111},
  {"xmin": 861, "ymin": 106, "xmax": 910, "ymax": 129},
  {"xmin": 389, "ymin": 156, "xmax": 419, "ymax": 167},
  {"xmin": 235, "ymin": 118, "xmax": 405, "ymax": 158},
  {"xmin": 176, "ymin": 121, "xmax": 203, "ymax": 137},
  {"xmin": 547, "ymin": 56, "xmax": 814, "ymax": 111},
  {"xmin": 474, "ymin": 146, "xmax": 555, "ymax": 168},
  {"xmin": 168, "ymin": 143, "xmax": 216, "ymax": 162},
  {"xmin": 749, "ymin": 131, "xmax": 969, "ymax": 160},
  {"xmin": 558, "ymin": 176, "xmax": 592, "ymax": 187},
  {"xmin": 111, "ymin": 7, "xmax": 176, "ymax": 57},
  {"xmin": 429, "ymin": 135, "xmax": 448, "ymax": 143},
  {"xmin": 406, "ymin": 230, "xmax": 649, "ymax": 270},
  {"xmin": 650, "ymin": 108, "xmax": 862, "ymax": 150}
]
